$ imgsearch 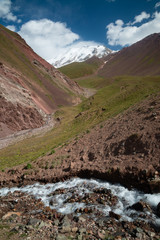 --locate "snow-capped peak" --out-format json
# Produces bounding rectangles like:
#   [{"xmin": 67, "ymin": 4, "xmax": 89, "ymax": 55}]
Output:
[{"xmin": 48, "ymin": 42, "xmax": 112, "ymax": 68}]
